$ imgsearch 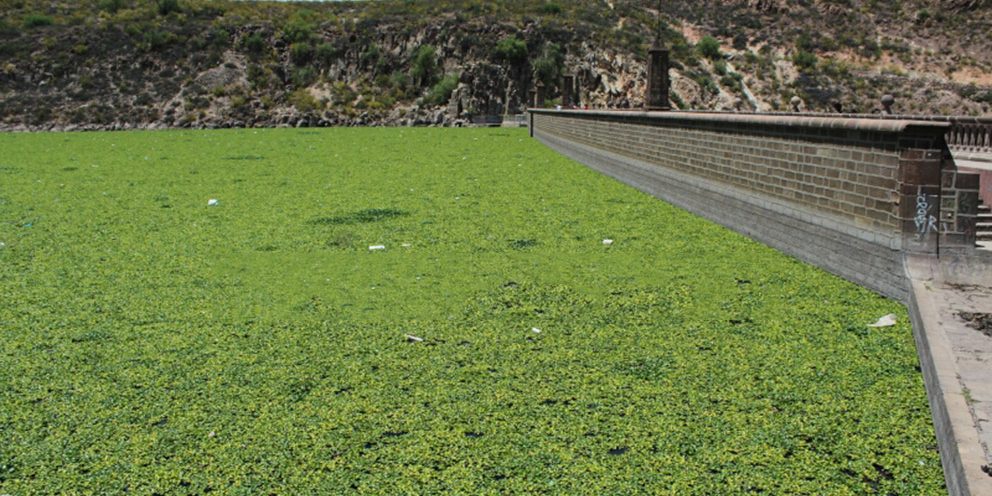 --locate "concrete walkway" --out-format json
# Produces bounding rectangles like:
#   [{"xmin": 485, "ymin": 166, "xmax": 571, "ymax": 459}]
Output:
[{"xmin": 907, "ymin": 253, "xmax": 992, "ymax": 495}]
